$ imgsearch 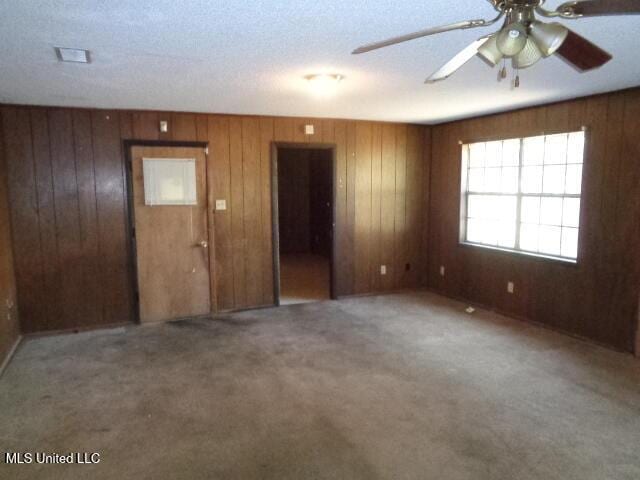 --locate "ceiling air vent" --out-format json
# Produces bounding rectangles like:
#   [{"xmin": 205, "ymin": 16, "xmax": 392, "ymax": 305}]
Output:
[{"xmin": 55, "ymin": 47, "xmax": 91, "ymax": 64}]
